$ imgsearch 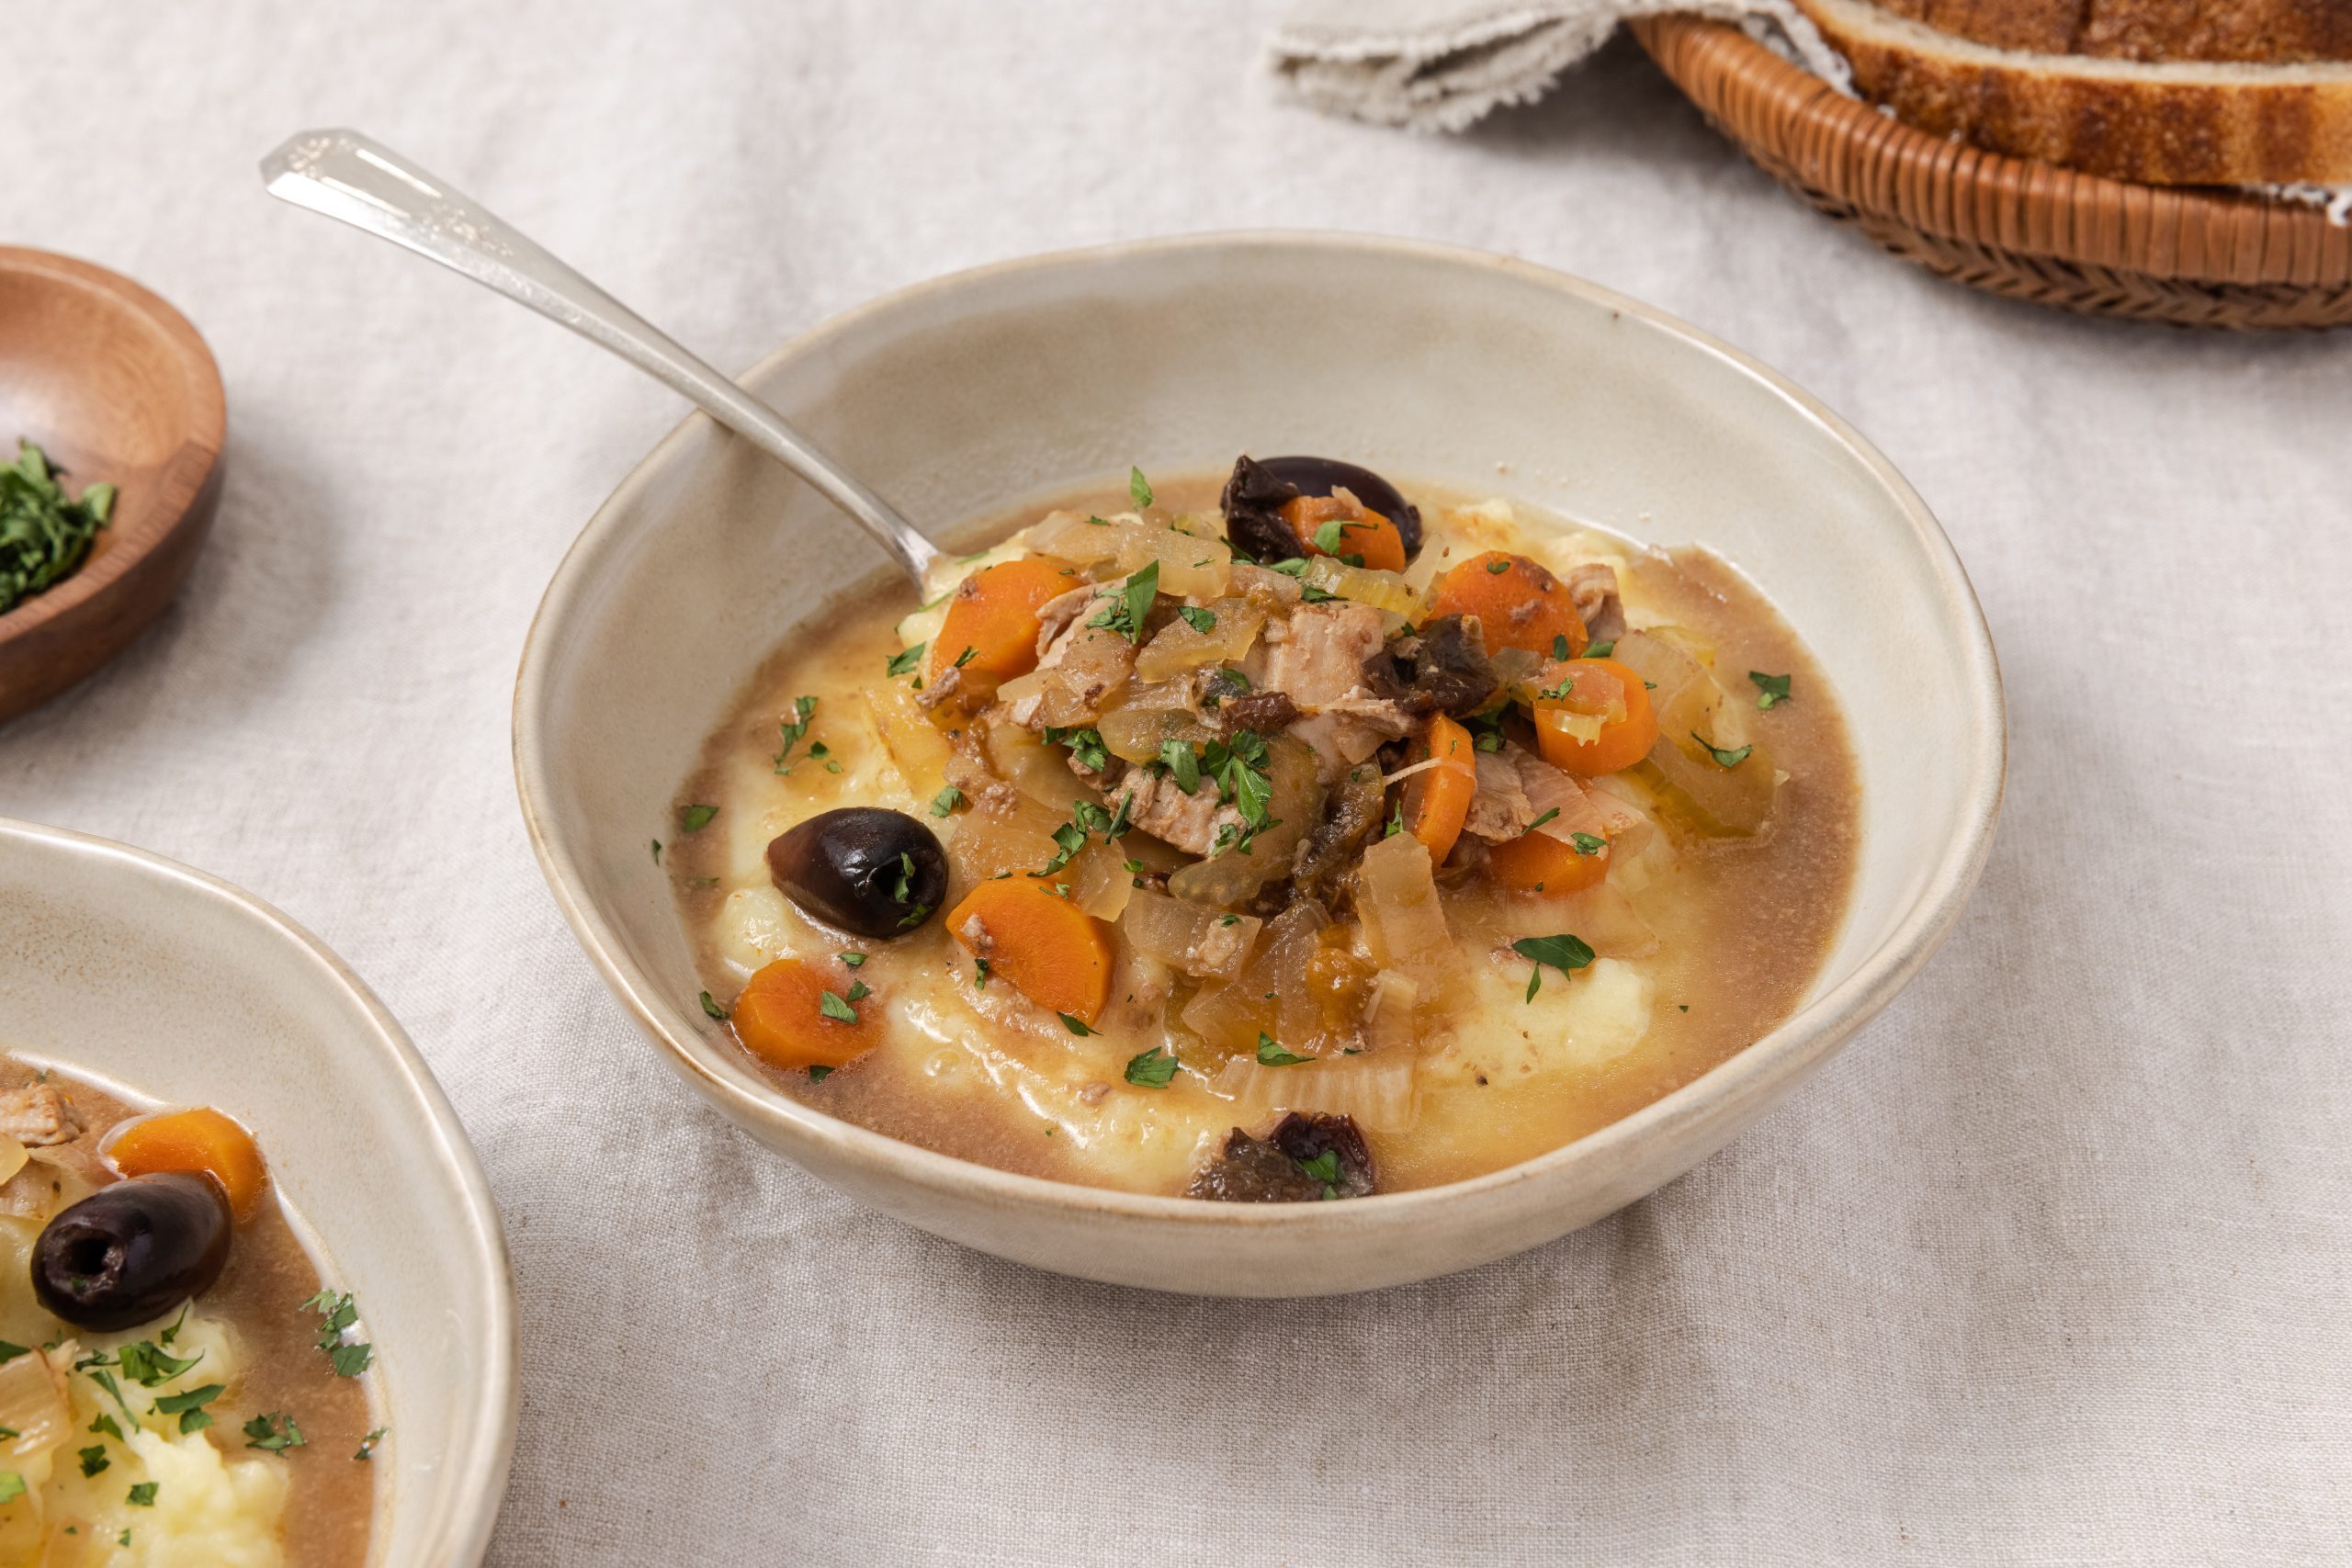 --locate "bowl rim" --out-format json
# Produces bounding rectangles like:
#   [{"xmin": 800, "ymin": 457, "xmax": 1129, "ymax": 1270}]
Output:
[
  {"xmin": 514, "ymin": 230, "xmax": 2007, "ymax": 1232},
  {"xmin": 0, "ymin": 816, "xmax": 520, "ymax": 1562},
  {"xmin": 0, "ymin": 246, "xmax": 228, "ymax": 645}
]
